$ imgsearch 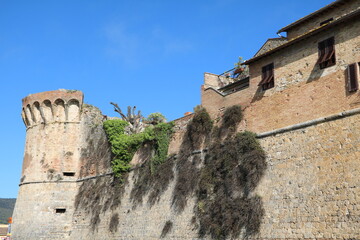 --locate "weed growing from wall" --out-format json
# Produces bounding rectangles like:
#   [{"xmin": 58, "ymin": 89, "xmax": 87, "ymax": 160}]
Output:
[
  {"xmin": 74, "ymin": 176, "xmax": 127, "ymax": 231},
  {"xmin": 171, "ymin": 105, "xmax": 267, "ymax": 239},
  {"xmin": 130, "ymin": 154, "xmax": 176, "ymax": 207},
  {"xmin": 149, "ymin": 122, "xmax": 175, "ymax": 173},
  {"xmin": 109, "ymin": 213, "xmax": 119, "ymax": 233},
  {"xmin": 196, "ymin": 132, "xmax": 266, "ymax": 239},
  {"xmin": 160, "ymin": 220, "xmax": 173, "ymax": 238},
  {"xmin": 76, "ymin": 105, "xmax": 266, "ymax": 238},
  {"xmin": 172, "ymin": 107, "xmax": 212, "ymax": 213},
  {"xmin": 215, "ymin": 104, "xmax": 243, "ymax": 138},
  {"xmin": 103, "ymin": 119, "xmax": 174, "ymax": 180}
]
